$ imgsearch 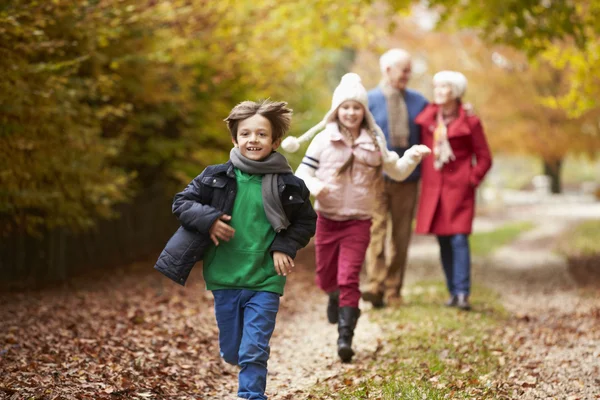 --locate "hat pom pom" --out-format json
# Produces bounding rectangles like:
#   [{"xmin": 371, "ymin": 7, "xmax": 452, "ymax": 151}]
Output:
[
  {"xmin": 281, "ymin": 136, "xmax": 300, "ymax": 153},
  {"xmin": 340, "ymin": 72, "xmax": 362, "ymax": 85}
]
